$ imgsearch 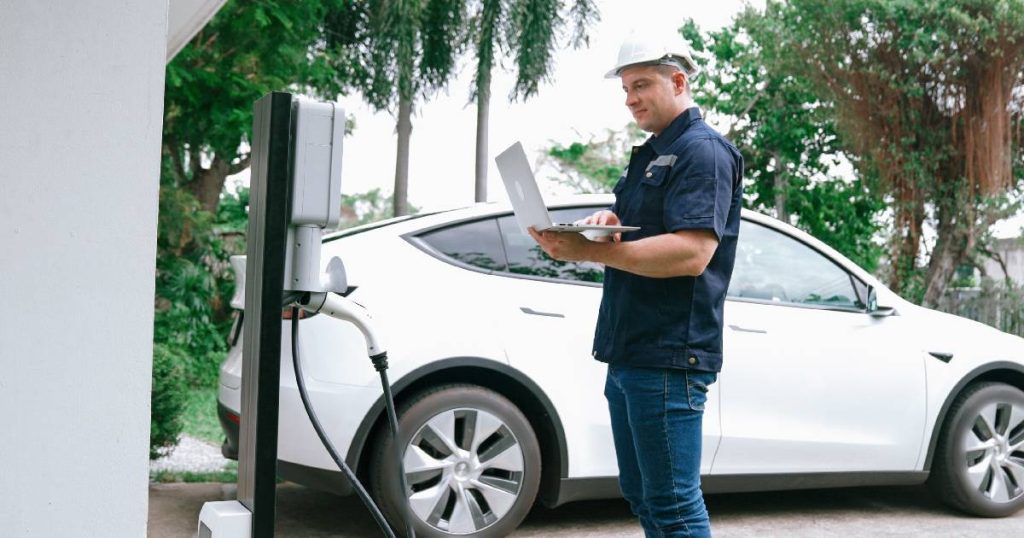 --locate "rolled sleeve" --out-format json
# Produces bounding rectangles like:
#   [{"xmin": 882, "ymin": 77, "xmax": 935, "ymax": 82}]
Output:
[{"xmin": 663, "ymin": 138, "xmax": 736, "ymax": 240}]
